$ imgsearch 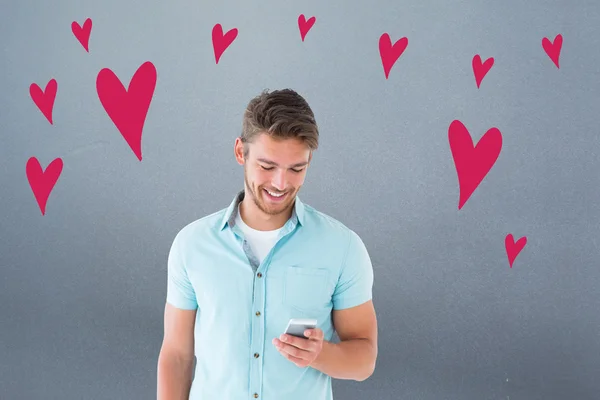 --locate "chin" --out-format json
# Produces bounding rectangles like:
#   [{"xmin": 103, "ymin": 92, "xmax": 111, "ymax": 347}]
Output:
[{"xmin": 259, "ymin": 188, "xmax": 295, "ymax": 212}]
